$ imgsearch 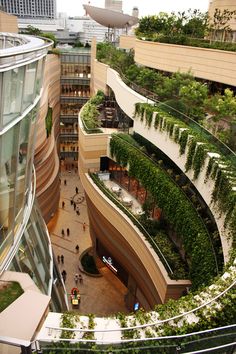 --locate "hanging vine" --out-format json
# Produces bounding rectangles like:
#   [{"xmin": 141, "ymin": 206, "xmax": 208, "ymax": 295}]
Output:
[
  {"xmin": 179, "ymin": 130, "xmax": 189, "ymax": 155},
  {"xmin": 110, "ymin": 134, "xmax": 218, "ymax": 289},
  {"xmin": 192, "ymin": 143, "xmax": 207, "ymax": 179},
  {"xmin": 185, "ymin": 137, "xmax": 197, "ymax": 172}
]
